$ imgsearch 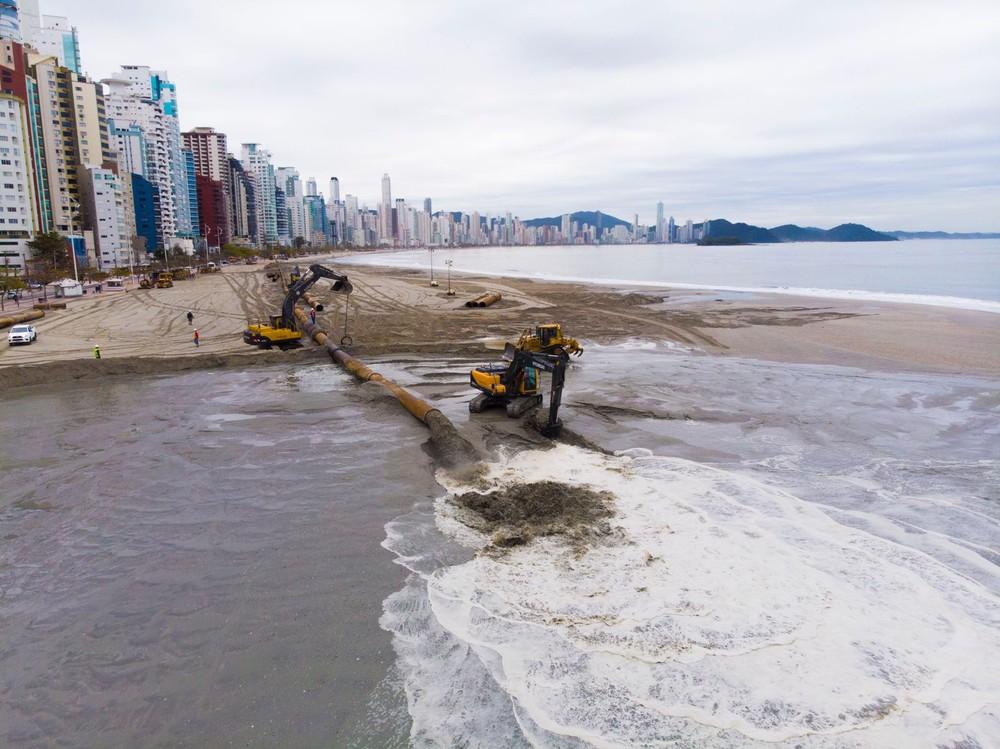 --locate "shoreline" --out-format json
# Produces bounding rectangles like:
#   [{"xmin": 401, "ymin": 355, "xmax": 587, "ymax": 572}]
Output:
[
  {"xmin": 332, "ymin": 244, "xmax": 1000, "ymax": 315},
  {"xmin": 2, "ymin": 262, "xmax": 998, "ymax": 389}
]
